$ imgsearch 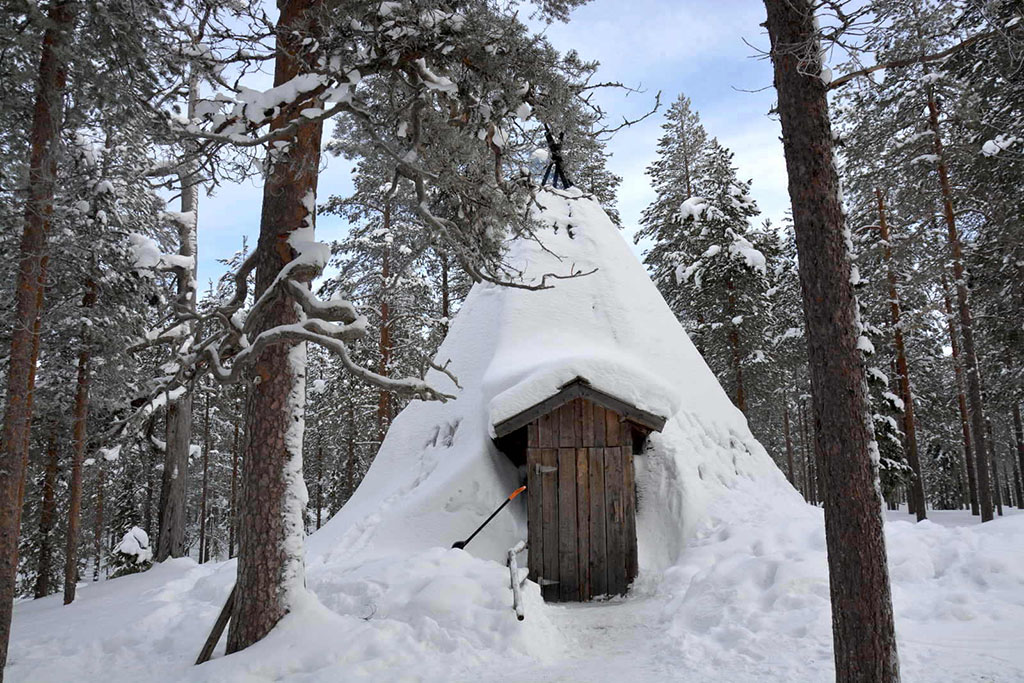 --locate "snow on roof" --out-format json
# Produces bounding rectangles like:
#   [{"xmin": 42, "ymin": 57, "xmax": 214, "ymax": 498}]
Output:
[
  {"xmin": 308, "ymin": 188, "xmax": 794, "ymax": 570},
  {"xmin": 485, "ymin": 190, "xmax": 736, "ymax": 432}
]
